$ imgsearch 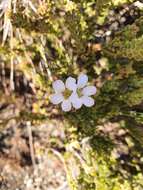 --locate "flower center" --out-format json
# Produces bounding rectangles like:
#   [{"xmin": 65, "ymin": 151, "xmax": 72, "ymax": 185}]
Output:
[
  {"xmin": 63, "ymin": 89, "xmax": 72, "ymax": 99},
  {"xmin": 77, "ymin": 88, "xmax": 83, "ymax": 97}
]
